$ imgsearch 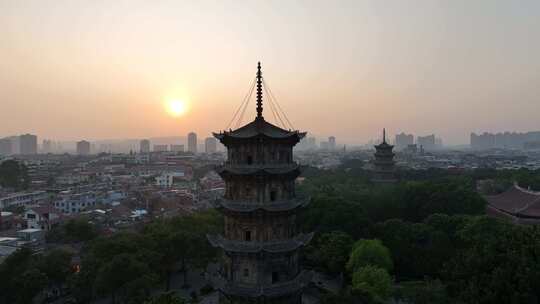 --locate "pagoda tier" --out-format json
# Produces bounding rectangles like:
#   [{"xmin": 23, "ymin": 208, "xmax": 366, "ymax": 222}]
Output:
[
  {"xmin": 209, "ymin": 63, "xmax": 310, "ymax": 304},
  {"xmin": 216, "ymin": 163, "xmax": 302, "ymax": 177},
  {"xmin": 214, "ymin": 195, "xmax": 310, "ymax": 213},
  {"xmin": 207, "ymin": 233, "xmax": 313, "ymax": 254},
  {"xmin": 372, "ymin": 128, "xmax": 397, "ymax": 183},
  {"xmin": 213, "ymin": 270, "xmax": 313, "ymax": 300}
]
